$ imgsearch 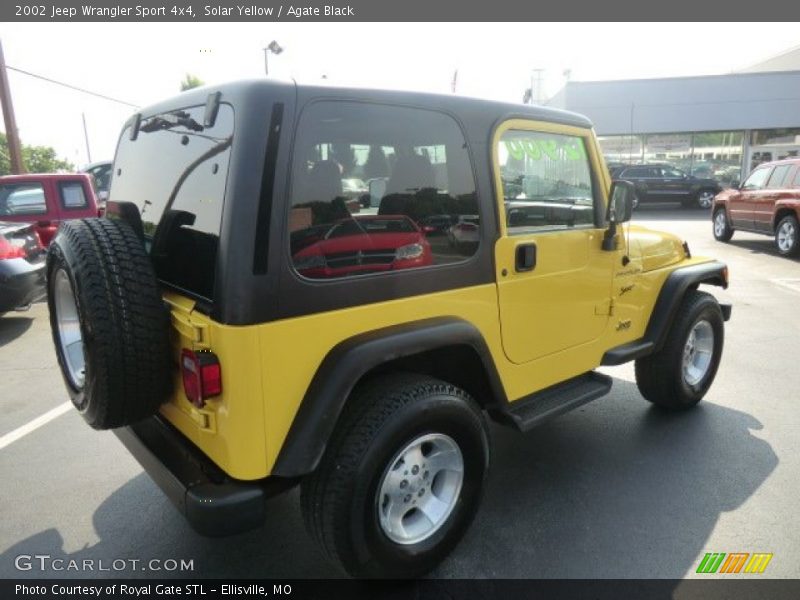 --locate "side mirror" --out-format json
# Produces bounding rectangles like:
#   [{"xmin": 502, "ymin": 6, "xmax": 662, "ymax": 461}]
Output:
[
  {"xmin": 731, "ymin": 180, "xmax": 740, "ymax": 190},
  {"xmin": 608, "ymin": 180, "xmax": 635, "ymax": 224},
  {"xmin": 368, "ymin": 178, "xmax": 387, "ymax": 208}
]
